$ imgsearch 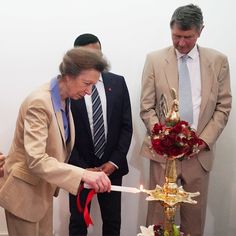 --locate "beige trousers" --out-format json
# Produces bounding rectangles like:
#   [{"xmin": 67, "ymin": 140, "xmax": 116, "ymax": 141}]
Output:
[
  {"xmin": 147, "ymin": 157, "xmax": 209, "ymax": 236},
  {"xmin": 5, "ymin": 203, "xmax": 53, "ymax": 236}
]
